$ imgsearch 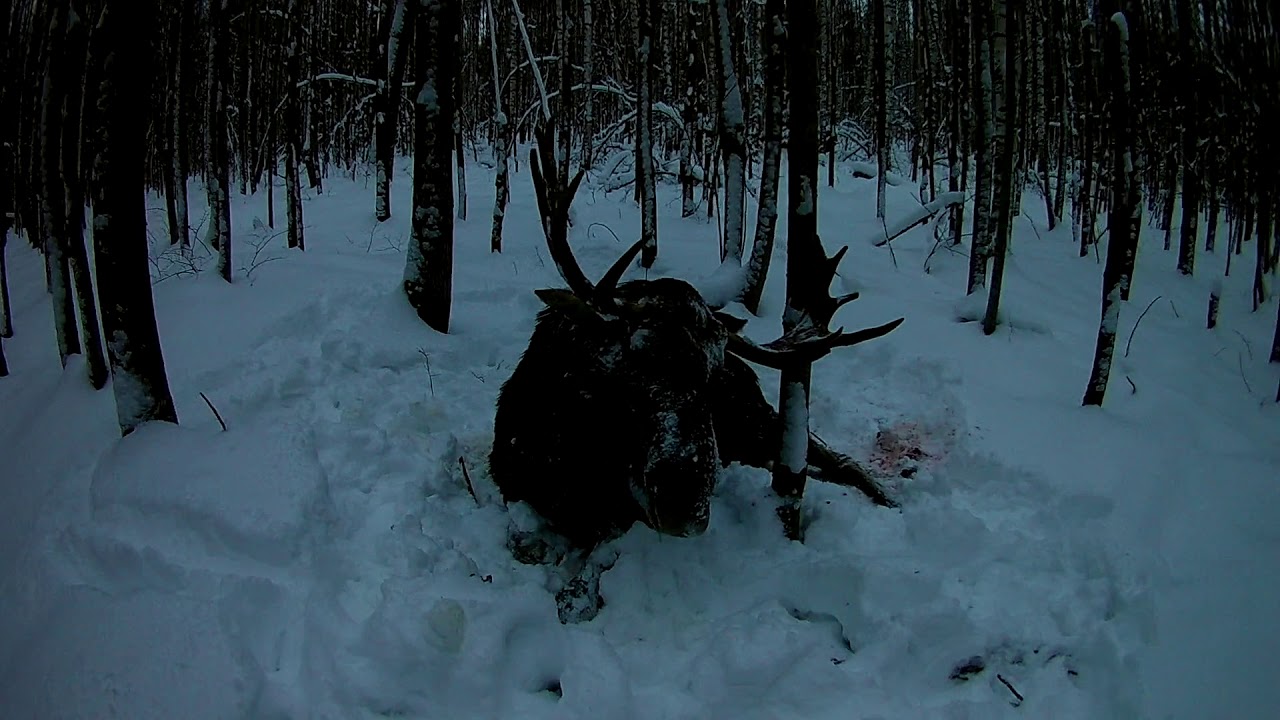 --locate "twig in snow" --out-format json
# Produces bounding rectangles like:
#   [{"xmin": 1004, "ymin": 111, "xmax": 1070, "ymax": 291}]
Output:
[
  {"xmin": 1168, "ymin": 299, "xmax": 1180, "ymax": 318},
  {"xmin": 200, "ymin": 392, "xmax": 228, "ymax": 432},
  {"xmin": 459, "ymin": 457, "xmax": 480, "ymax": 506},
  {"xmin": 1238, "ymin": 352, "xmax": 1254, "ymax": 395},
  {"xmin": 1124, "ymin": 295, "xmax": 1162, "ymax": 358},
  {"xmin": 1232, "ymin": 329, "xmax": 1253, "ymax": 359},
  {"xmin": 588, "ymin": 222, "xmax": 623, "ymax": 244},
  {"xmin": 417, "ymin": 348, "xmax": 437, "ymax": 397},
  {"xmin": 996, "ymin": 674, "xmax": 1024, "ymax": 706},
  {"xmin": 1126, "ymin": 376, "xmax": 1137, "ymax": 394}
]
